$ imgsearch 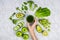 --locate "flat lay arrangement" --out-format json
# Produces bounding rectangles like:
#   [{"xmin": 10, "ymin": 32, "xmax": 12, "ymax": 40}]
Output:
[{"xmin": 9, "ymin": 0, "xmax": 51, "ymax": 40}]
